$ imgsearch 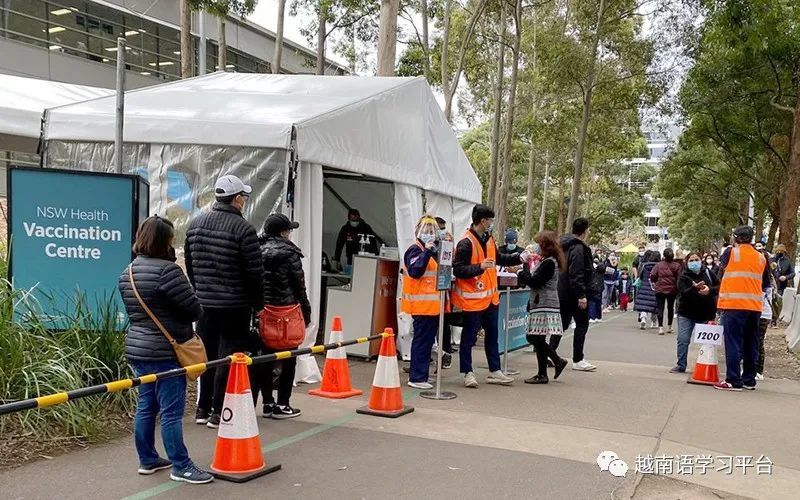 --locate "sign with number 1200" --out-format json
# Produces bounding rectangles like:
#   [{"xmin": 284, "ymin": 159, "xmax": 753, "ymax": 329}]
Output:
[{"xmin": 692, "ymin": 324, "xmax": 724, "ymax": 346}]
